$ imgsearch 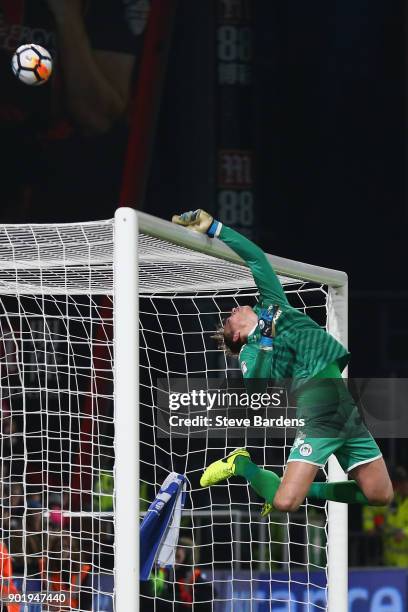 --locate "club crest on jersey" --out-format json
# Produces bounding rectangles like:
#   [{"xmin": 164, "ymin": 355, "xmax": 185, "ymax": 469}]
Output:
[
  {"xmin": 241, "ymin": 361, "xmax": 248, "ymax": 375},
  {"xmin": 300, "ymin": 443, "xmax": 313, "ymax": 457}
]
